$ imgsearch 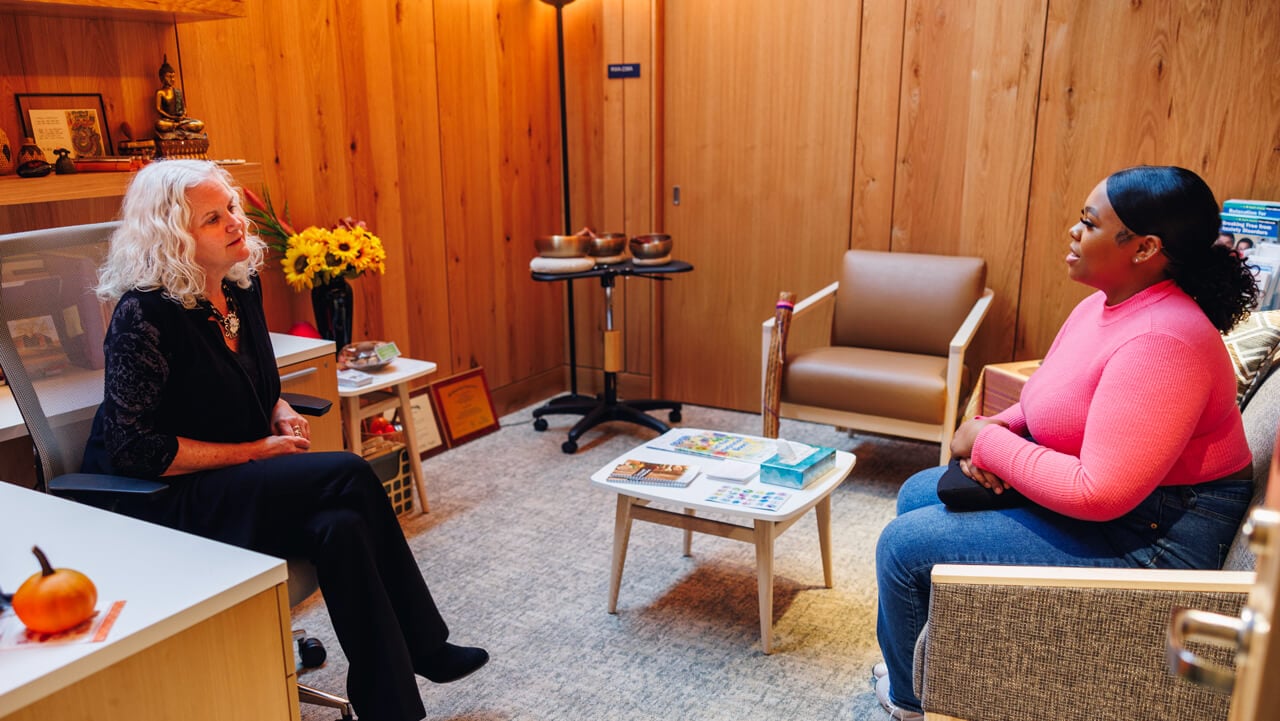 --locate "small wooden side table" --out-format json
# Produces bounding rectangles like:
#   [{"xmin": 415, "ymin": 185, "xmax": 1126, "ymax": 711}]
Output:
[{"xmin": 338, "ymin": 357, "xmax": 438, "ymax": 514}]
